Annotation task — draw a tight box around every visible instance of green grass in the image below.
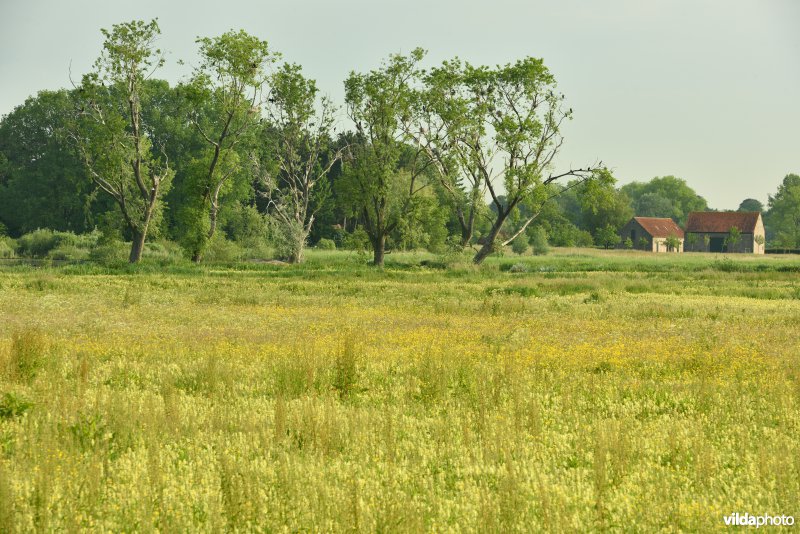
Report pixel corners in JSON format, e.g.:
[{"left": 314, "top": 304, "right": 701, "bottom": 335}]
[{"left": 0, "top": 248, "right": 798, "bottom": 531}]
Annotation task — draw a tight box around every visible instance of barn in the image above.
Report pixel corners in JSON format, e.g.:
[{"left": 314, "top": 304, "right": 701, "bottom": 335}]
[
  {"left": 619, "top": 217, "right": 684, "bottom": 252},
  {"left": 684, "top": 212, "right": 765, "bottom": 254}
]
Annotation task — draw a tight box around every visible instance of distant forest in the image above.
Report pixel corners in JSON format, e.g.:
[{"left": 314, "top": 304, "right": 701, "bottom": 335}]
[{"left": 1, "top": 20, "right": 798, "bottom": 264}]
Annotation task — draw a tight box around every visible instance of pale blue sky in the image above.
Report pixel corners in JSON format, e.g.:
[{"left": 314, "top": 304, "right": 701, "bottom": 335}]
[{"left": 1, "top": 0, "right": 798, "bottom": 209}]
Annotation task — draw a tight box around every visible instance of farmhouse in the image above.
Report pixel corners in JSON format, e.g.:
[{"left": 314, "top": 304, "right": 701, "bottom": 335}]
[
  {"left": 684, "top": 212, "right": 765, "bottom": 254},
  {"left": 619, "top": 217, "right": 684, "bottom": 252}
]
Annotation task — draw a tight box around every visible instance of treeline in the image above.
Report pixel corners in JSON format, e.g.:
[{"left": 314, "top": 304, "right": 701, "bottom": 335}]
[{"left": 0, "top": 20, "right": 798, "bottom": 264}]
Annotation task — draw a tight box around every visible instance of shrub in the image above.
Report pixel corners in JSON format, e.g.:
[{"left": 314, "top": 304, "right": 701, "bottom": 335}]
[
  {"left": 203, "top": 235, "right": 244, "bottom": 263},
  {"left": 529, "top": 227, "right": 550, "bottom": 256},
  {"left": 0, "top": 392, "right": 33, "bottom": 419},
  {"left": 89, "top": 240, "right": 129, "bottom": 266},
  {"left": 142, "top": 240, "right": 186, "bottom": 265},
  {"left": 0, "top": 238, "right": 14, "bottom": 259},
  {"left": 48, "top": 244, "right": 90, "bottom": 261},
  {"left": 342, "top": 228, "right": 370, "bottom": 252},
  {"left": 16, "top": 229, "right": 61, "bottom": 257},
  {"left": 511, "top": 236, "right": 528, "bottom": 255},
  {"left": 316, "top": 238, "right": 336, "bottom": 250},
  {"left": 623, "top": 237, "right": 633, "bottom": 249}
]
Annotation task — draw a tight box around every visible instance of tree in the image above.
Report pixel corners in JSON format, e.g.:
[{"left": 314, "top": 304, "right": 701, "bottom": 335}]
[
  {"left": 402, "top": 58, "right": 485, "bottom": 247},
  {"left": 341, "top": 49, "right": 427, "bottom": 266},
  {"left": 726, "top": 226, "right": 741, "bottom": 251},
  {"left": 511, "top": 235, "right": 528, "bottom": 255},
  {"left": 70, "top": 19, "right": 173, "bottom": 263},
  {"left": 685, "top": 232, "right": 699, "bottom": 251},
  {"left": 621, "top": 176, "right": 707, "bottom": 225},
  {"left": 737, "top": 198, "right": 763, "bottom": 213},
  {"left": 260, "top": 63, "right": 343, "bottom": 263},
  {"left": 765, "top": 174, "right": 800, "bottom": 249},
  {"left": 0, "top": 90, "right": 100, "bottom": 236},
  {"left": 595, "top": 224, "right": 621, "bottom": 249},
  {"left": 416, "top": 57, "right": 603, "bottom": 263},
  {"left": 634, "top": 192, "right": 674, "bottom": 218},
  {"left": 623, "top": 237, "right": 633, "bottom": 249},
  {"left": 181, "top": 30, "right": 277, "bottom": 262},
  {"left": 529, "top": 227, "right": 550, "bottom": 255},
  {"left": 664, "top": 235, "right": 681, "bottom": 252}
]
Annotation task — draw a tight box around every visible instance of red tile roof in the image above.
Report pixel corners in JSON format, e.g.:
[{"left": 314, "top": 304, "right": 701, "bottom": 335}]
[
  {"left": 633, "top": 217, "right": 684, "bottom": 238},
  {"left": 685, "top": 212, "right": 760, "bottom": 233}
]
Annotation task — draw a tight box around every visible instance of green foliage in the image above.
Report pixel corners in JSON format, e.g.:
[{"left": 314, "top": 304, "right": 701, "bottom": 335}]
[
  {"left": 595, "top": 224, "right": 621, "bottom": 249},
  {"left": 726, "top": 226, "right": 742, "bottom": 250},
  {"left": 203, "top": 234, "right": 244, "bottom": 263},
  {"left": 316, "top": 238, "right": 336, "bottom": 250},
  {"left": 341, "top": 228, "right": 370, "bottom": 252},
  {"left": 639, "top": 236, "right": 650, "bottom": 250},
  {"left": 88, "top": 240, "right": 129, "bottom": 267},
  {"left": 74, "top": 19, "right": 174, "bottom": 262},
  {"left": 621, "top": 176, "right": 707, "bottom": 225},
  {"left": 623, "top": 237, "right": 633, "bottom": 249},
  {"left": 665, "top": 235, "right": 682, "bottom": 252},
  {"left": 0, "top": 237, "right": 14, "bottom": 259},
  {"left": 738, "top": 198, "right": 764, "bottom": 212},
  {"left": 766, "top": 173, "right": 800, "bottom": 248},
  {"left": 0, "top": 90, "right": 95, "bottom": 236},
  {"left": 511, "top": 236, "right": 528, "bottom": 255},
  {"left": 529, "top": 227, "right": 550, "bottom": 255},
  {"left": 181, "top": 29, "right": 277, "bottom": 261},
  {"left": 0, "top": 392, "right": 33, "bottom": 419}
]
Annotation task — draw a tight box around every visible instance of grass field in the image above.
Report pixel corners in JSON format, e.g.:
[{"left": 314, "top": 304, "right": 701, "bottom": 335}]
[{"left": 1, "top": 249, "right": 799, "bottom": 532}]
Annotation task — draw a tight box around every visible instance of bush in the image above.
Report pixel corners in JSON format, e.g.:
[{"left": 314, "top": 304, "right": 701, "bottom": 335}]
[
  {"left": 623, "top": 237, "right": 634, "bottom": 249},
  {"left": 511, "top": 236, "right": 528, "bottom": 255},
  {"left": 342, "top": 228, "right": 370, "bottom": 252},
  {"left": 0, "top": 392, "right": 33, "bottom": 419},
  {"left": 316, "top": 238, "right": 336, "bottom": 250},
  {"left": 143, "top": 240, "right": 186, "bottom": 265},
  {"left": 203, "top": 235, "right": 244, "bottom": 263},
  {"left": 48, "top": 244, "right": 90, "bottom": 261},
  {"left": 89, "top": 240, "right": 129, "bottom": 267},
  {"left": 0, "top": 238, "right": 14, "bottom": 259},
  {"left": 529, "top": 227, "right": 550, "bottom": 256},
  {"left": 16, "top": 229, "right": 61, "bottom": 257}
]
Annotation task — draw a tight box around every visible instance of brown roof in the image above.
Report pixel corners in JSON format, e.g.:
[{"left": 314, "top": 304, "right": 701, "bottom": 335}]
[
  {"left": 633, "top": 217, "right": 684, "bottom": 238},
  {"left": 685, "top": 212, "right": 760, "bottom": 233}
]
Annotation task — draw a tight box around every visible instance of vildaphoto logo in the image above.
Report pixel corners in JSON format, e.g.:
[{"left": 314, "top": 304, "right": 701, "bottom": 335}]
[{"left": 723, "top": 513, "right": 795, "bottom": 528}]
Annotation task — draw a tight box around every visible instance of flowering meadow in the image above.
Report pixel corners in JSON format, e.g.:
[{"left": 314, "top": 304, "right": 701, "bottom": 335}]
[{"left": 1, "top": 250, "right": 799, "bottom": 532}]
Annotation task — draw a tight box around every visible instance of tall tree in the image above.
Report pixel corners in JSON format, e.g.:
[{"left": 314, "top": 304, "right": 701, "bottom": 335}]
[
  {"left": 0, "top": 90, "right": 99, "bottom": 236},
  {"left": 70, "top": 19, "right": 173, "bottom": 263},
  {"left": 420, "top": 58, "right": 603, "bottom": 263},
  {"left": 621, "top": 176, "right": 707, "bottom": 224},
  {"left": 341, "top": 49, "right": 428, "bottom": 266},
  {"left": 737, "top": 198, "right": 764, "bottom": 212},
  {"left": 402, "top": 58, "right": 484, "bottom": 247},
  {"left": 181, "top": 29, "right": 277, "bottom": 261},
  {"left": 260, "top": 64, "right": 343, "bottom": 263},
  {"left": 766, "top": 173, "right": 800, "bottom": 248}
]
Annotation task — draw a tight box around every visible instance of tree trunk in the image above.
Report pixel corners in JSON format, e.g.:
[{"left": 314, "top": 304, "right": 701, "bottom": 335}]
[
  {"left": 129, "top": 230, "right": 146, "bottom": 263},
  {"left": 372, "top": 234, "right": 386, "bottom": 267},
  {"left": 192, "top": 250, "right": 203, "bottom": 263},
  {"left": 473, "top": 214, "right": 509, "bottom": 264},
  {"left": 208, "top": 202, "right": 219, "bottom": 242}
]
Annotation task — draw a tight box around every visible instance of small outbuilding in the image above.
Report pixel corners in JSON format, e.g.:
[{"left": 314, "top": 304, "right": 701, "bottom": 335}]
[
  {"left": 684, "top": 212, "right": 765, "bottom": 254},
  {"left": 619, "top": 217, "right": 684, "bottom": 252}
]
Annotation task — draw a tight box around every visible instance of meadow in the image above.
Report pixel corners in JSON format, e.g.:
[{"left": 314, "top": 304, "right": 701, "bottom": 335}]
[{"left": 1, "top": 249, "right": 799, "bottom": 532}]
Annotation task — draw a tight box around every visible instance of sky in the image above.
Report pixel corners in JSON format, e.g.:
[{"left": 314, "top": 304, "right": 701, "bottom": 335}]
[{"left": 1, "top": 0, "right": 798, "bottom": 210}]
